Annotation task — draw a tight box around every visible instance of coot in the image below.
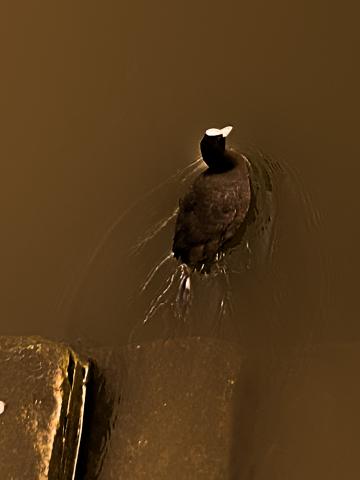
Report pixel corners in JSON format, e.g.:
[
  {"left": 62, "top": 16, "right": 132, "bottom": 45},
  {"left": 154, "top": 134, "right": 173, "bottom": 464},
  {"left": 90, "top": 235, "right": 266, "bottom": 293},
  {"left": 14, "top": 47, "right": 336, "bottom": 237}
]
[{"left": 172, "top": 126, "right": 251, "bottom": 271}]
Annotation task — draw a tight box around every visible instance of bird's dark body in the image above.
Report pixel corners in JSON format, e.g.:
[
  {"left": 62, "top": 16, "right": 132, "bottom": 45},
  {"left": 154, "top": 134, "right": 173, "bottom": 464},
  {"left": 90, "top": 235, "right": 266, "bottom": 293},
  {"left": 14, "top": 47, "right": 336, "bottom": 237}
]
[{"left": 173, "top": 149, "right": 251, "bottom": 270}]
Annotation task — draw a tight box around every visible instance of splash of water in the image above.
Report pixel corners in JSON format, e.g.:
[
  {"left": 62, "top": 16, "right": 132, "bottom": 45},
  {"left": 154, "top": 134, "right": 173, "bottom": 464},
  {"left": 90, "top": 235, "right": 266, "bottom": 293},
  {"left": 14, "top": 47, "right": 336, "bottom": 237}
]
[{"left": 130, "top": 244, "right": 237, "bottom": 344}]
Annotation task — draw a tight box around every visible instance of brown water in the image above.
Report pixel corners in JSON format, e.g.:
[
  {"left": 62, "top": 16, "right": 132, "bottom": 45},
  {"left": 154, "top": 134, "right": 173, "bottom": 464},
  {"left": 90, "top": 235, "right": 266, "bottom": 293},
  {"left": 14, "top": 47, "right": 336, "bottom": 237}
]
[{"left": 1, "top": 1, "right": 360, "bottom": 478}]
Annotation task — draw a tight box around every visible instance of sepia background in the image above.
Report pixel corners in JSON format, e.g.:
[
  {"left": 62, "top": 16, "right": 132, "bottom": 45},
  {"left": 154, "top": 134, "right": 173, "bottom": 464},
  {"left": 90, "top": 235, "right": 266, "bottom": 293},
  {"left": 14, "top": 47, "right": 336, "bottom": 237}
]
[{"left": 1, "top": 1, "right": 359, "bottom": 478}]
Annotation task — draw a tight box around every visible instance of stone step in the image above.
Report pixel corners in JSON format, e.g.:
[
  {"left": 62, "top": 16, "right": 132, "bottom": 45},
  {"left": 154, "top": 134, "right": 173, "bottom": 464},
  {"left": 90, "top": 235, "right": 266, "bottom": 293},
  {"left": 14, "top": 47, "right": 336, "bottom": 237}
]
[
  {"left": 76, "top": 337, "right": 243, "bottom": 479},
  {"left": 0, "top": 336, "right": 89, "bottom": 480}
]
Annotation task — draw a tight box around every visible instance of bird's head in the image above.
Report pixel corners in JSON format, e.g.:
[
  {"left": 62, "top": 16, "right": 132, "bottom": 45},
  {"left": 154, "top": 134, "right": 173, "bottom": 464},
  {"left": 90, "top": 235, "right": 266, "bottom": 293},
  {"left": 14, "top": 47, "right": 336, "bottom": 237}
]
[{"left": 200, "top": 126, "right": 233, "bottom": 169}]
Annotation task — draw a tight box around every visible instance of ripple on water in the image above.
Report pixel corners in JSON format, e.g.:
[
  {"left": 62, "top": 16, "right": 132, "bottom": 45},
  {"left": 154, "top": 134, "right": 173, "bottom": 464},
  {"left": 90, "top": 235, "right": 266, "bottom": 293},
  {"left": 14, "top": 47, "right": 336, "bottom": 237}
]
[{"left": 61, "top": 146, "right": 327, "bottom": 351}]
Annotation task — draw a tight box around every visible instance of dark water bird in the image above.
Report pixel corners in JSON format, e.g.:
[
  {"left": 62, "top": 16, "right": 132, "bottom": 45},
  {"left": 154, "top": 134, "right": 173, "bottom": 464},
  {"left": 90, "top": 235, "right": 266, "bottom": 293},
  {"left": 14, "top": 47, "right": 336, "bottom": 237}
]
[{"left": 172, "top": 126, "right": 251, "bottom": 271}]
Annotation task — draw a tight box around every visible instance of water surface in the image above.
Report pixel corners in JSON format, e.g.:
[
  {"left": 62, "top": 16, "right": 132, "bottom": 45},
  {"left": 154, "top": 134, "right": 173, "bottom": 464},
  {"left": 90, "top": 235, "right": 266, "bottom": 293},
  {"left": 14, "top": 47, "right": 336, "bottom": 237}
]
[{"left": 1, "top": 1, "right": 359, "bottom": 477}]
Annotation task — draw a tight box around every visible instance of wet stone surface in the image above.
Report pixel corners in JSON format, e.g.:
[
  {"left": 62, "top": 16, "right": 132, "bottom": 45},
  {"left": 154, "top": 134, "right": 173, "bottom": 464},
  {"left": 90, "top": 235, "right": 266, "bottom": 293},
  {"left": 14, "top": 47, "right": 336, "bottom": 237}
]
[
  {"left": 0, "top": 336, "right": 89, "bottom": 480},
  {"left": 76, "top": 337, "right": 243, "bottom": 480}
]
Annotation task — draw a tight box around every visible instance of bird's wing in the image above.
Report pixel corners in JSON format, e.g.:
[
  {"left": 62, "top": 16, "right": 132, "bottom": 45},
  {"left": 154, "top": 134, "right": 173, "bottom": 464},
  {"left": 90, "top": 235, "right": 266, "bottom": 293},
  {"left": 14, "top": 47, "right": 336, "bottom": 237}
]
[{"left": 174, "top": 185, "right": 239, "bottom": 247}]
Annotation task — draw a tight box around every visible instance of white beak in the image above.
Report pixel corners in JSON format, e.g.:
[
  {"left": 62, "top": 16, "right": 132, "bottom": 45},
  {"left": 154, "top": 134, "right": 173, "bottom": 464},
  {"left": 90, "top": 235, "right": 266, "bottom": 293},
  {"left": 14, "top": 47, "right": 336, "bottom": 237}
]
[
  {"left": 220, "top": 126, "right": 233, "bottom": 137},
  {"left": 205, "top": 126, "right": 233, "bottom": 137}
]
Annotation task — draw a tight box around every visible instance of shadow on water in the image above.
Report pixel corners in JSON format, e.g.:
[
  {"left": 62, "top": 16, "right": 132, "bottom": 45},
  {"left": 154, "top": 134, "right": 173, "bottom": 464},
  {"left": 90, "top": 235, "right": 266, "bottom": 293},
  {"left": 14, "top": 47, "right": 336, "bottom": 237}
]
[
  {"left": 229, "top": 355, "right": 261, "bottom": 480},
  {"left": 74, "top": 349, "right": 125, "bottom": 480}
]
